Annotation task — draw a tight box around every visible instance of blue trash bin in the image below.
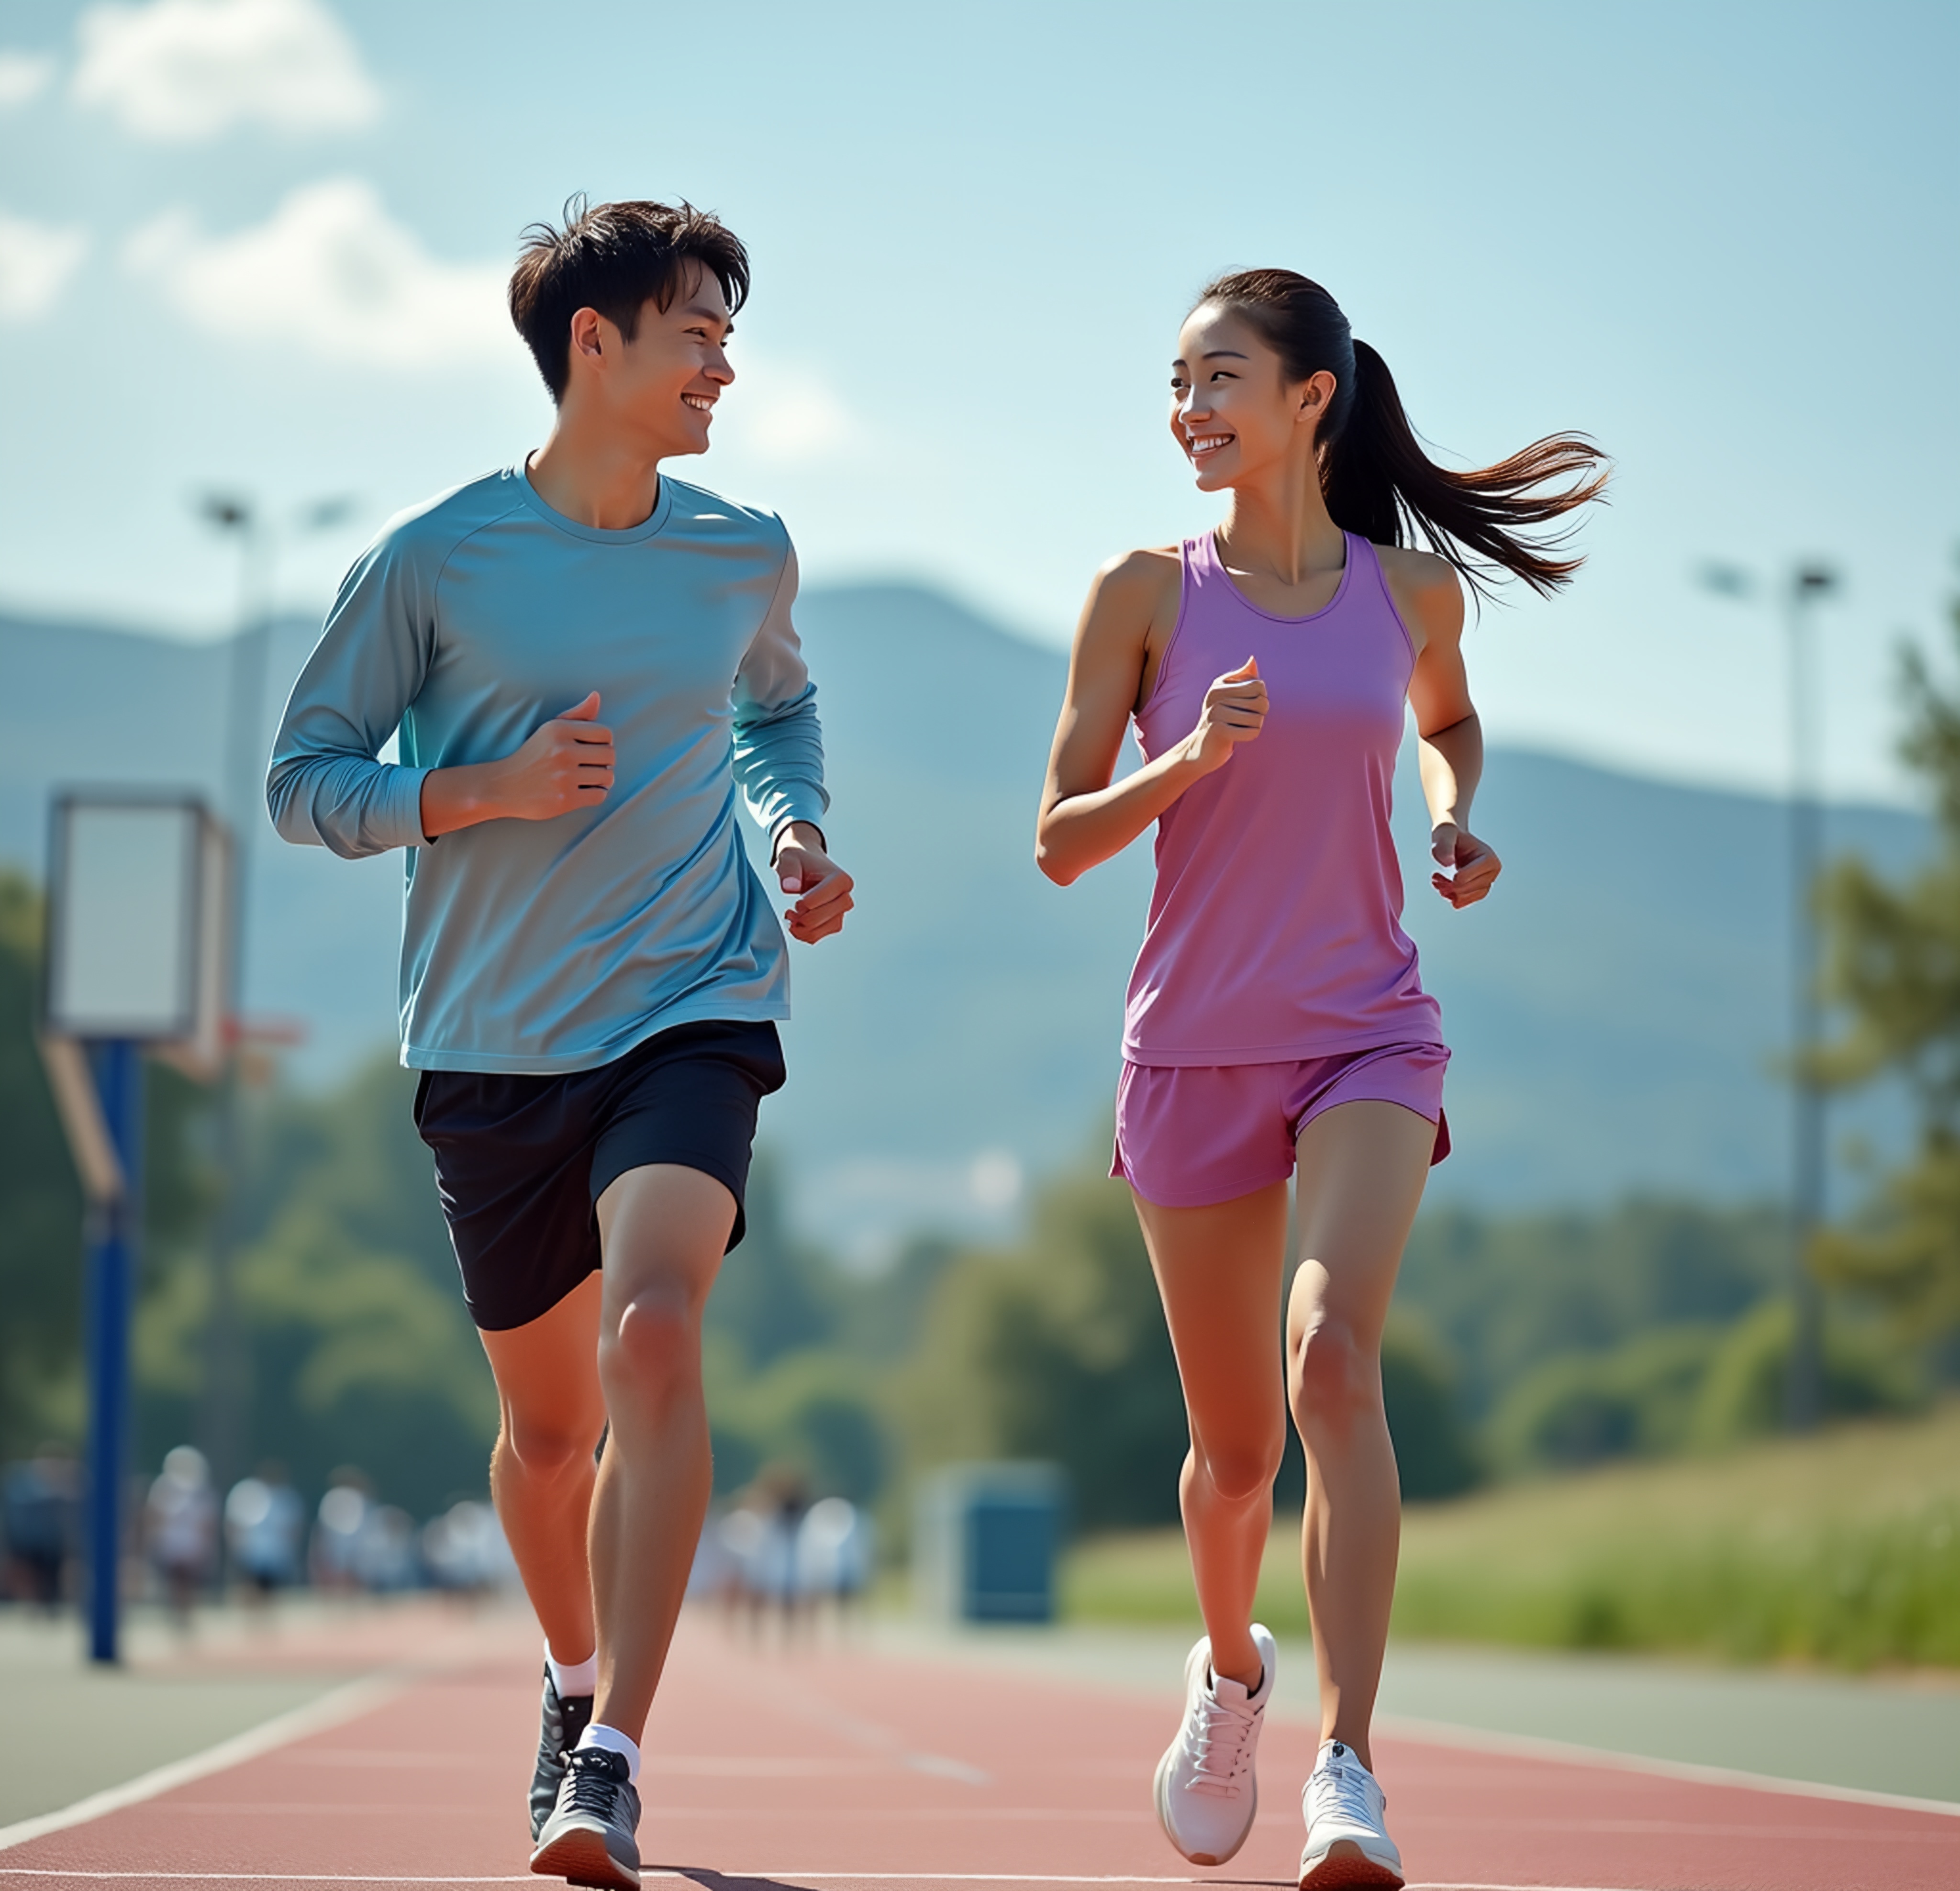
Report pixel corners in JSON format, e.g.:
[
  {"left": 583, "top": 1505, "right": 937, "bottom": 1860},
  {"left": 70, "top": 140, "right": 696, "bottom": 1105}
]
[{"left": 913, "top": 1462, "right": 1068, "bottom": 1624}]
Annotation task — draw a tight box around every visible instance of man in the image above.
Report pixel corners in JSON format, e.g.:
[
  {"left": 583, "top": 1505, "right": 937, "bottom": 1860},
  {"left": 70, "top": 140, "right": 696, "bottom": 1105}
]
[{"left": 268, "top": 198, "right": 853, "bottom": 1890}]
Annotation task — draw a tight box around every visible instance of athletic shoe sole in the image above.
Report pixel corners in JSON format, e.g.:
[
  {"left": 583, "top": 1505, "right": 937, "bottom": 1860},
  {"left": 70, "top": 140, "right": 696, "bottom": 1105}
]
[
  {"left": 528, "top": 1823, "right": 640, "bottom": 1891},
  {"left": 1298, "top": 1839, "right": 1404, "bottom": 1890},
  {"left": 1153, "top": 1743, "right": 1257, "bottom": 1868}
]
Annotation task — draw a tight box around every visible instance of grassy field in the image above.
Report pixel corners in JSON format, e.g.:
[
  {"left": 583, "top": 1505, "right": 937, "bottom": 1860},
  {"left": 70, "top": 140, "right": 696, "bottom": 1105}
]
[{"left": 1062, "top": 1399, "right": 1960, "bottom": 1669}]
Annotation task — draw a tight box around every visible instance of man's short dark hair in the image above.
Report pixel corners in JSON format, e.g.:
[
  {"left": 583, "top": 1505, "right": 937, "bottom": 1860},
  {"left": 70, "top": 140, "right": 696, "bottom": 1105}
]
[{"left": 508, "top": 196, "right": 751, "bottom": 403}]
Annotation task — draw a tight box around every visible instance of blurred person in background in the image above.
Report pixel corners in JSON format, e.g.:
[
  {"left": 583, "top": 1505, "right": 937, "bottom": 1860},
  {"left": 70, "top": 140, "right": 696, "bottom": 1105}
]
[
  {"left": 795, "top": 1495, "right": 872, "bottom": 1634},
  {"left": 718, "top": 1465, "right": 810, "bottom": 1641},
  {"left": 423, "top": 1499, "right": 517, "bottom": 1597},
  {"left": 1037, "top": 270, "right": 1605, "bottom": 1890},
  {"left": 2, "top": 1444, "right": 78, "bottom": 1609},
  {"left": 145, "top": 1445, "right": 218, "bottom": 1628},
  {"left": 224, "top": 1462, "right": 306, "bottom": 1604},
  {"left": 267, "top": 196, "right": 853, "bottom": 1891},
  {"left": 351, "top": 1503, "right": 421, "bottom": 1593},
  {"left": 712, "top": 1493, "right": 766, "bottom": 1629},
  {"left": 683, "top": 1501, "right": 734, "bottom": 1608},
  {"left": 310, "top": 1467, "right": 372, "bottom": 1593}
]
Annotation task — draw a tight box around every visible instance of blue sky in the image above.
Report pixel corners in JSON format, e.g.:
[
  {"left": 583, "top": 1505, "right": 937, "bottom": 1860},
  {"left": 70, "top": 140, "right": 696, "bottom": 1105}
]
[{"left": 2, "top": 0, "right": 1956, "bottom": 803}]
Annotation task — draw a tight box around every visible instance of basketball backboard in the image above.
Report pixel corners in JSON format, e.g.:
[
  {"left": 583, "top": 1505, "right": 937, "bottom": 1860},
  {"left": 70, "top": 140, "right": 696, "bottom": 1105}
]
[{"left": 42, "top": 791, "right": 230, "bottom": 1072}]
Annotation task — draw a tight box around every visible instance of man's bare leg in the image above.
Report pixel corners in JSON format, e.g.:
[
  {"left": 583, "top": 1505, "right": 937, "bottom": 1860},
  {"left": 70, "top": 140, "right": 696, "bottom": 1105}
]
[
  {"left": 588, "top": 1162, "right": 735, "bottom": 1740},
  {"left": 477, "top": 1272, "right": 608, "bottom": 1666}
]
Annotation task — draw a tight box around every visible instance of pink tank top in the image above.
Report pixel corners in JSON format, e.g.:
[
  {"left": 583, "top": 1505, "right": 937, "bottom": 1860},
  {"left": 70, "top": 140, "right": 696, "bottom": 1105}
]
[{"left": 1123, "top": 529, "right": 1443, "bottom": 1066}]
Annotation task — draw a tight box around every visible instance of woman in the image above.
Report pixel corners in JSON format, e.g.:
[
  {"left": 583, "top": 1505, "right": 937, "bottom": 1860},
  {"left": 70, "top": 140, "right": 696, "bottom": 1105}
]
[{"left": 1036, "top": 270, "right": 1605, "bottom": 1889}]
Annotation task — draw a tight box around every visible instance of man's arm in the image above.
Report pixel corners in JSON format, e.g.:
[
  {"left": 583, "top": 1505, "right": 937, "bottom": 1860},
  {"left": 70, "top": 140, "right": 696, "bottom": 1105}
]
[
  {"left": 266, "top": 535, "right": 437, "bottom": 857},
  {"left": 733, "top": 538, "right": 850, "bottom": 943},
  {"left": 269, "top": 531, "right": 621, "bottom": 851},
  {"left": 418, "top": 690, "right": 615, "bottom": 837}
]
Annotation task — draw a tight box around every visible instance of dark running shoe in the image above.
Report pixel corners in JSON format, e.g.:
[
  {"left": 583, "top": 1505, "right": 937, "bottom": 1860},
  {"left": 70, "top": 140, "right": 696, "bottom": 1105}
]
[
  {"left": 530, "top": 1745, "right": 641, "bottom": 1890},
  {"left": 530, "top": 1665, "right": 596, "bottom": 1841}
]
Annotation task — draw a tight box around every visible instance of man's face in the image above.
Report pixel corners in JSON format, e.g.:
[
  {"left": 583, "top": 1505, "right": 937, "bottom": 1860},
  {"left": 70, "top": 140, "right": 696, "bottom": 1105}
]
[{"left": 583, "top": 264, "right": 735, "bottom": 458}]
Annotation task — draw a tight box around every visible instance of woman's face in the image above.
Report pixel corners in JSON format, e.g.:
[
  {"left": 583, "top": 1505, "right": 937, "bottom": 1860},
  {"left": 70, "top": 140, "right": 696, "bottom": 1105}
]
[{"left": 1169, "top": 301, "right": 1331, "bottom": 492}]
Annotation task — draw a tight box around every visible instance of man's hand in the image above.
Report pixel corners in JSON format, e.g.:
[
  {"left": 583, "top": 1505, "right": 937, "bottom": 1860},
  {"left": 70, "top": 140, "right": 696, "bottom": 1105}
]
[
  {"left": 1430, "top": 822, "right": 1501, "bottom": 908},
  {"left": 494, "top": 690, "right": 614, "bottom": 820},
  {"left": 773, "top": 821, "right": 854, "bottom": 944},
  {"left": 419, "top": 690, "right": 614, "bottom": 839}
]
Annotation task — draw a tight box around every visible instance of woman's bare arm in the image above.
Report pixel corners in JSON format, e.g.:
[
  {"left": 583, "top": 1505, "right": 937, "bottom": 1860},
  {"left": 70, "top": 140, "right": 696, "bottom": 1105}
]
[
  {"left": 1394, "top": 550, "right": 1502, "bottom": 910},
  {"left": 1035, "top": 552, "right": 1267, "bottom": 886}
]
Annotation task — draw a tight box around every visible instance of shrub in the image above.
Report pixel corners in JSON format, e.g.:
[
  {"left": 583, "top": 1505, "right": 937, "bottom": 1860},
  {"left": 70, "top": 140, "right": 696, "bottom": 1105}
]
[
  {"left": 1487, "top": 1324, "right": 1723, "bottom": 1471},
  {"left": 1691, "top": 1297, "right": 1924, "bottom": 1446},
  {"left": 1380, "top": 1321, "right": 1480, "bottom": 1498}
]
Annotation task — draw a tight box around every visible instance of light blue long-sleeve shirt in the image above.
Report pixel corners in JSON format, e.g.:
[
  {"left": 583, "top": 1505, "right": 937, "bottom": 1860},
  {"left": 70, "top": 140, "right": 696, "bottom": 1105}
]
[{"left": 267, "top": 465, "right": 829, "bottom": 1074}]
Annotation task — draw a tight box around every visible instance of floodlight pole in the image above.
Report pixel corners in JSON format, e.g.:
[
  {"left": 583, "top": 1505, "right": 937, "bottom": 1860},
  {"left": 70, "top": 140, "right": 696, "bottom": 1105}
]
[
  {"left": 1699, "top": 559, "right": 1838, "bottom": 1432},
  {"left": 1784, "top": 567, "right": 1836, "bottom": 1433},
  {"left": 194, "top": 493, "right": 355, "bottom": 1498},
  {"left": 196, "top": 496, "right": 268, "bottom": 1503},
  {"left": 83, "top": 1038, "right": 143, "bottom": 1665}
]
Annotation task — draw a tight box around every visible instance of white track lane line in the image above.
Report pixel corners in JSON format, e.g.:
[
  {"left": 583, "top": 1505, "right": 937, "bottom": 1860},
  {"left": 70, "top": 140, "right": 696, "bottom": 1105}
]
[
  {"left": 1376, "top": 1712, "right": 1960, "bottom": 1820},
  {"left": 0, "top": 1874, "right": 1636, "bottom": 1887},
  {"left": 0, "top": 1674, "right": 405, "bottom": 1857}
]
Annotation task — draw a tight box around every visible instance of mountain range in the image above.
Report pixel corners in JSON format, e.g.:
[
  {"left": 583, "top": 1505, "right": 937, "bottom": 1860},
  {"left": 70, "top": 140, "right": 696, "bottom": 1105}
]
[{"left": 0, "top": 587, "right": 1928, "bottom": 1259}]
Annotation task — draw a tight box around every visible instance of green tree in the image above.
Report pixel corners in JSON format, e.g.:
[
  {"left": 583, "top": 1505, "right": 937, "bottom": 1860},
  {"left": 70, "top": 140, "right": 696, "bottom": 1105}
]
[
  {"left": 1688, "top": 1297, "right": 1923, "bottom": 1445},
  {"left": 704, "top": 1149, "right": 838, "bottom": 1368},
  {"left": 0, "top": 873, "right": 84, "bottom": 1453},
  {"left": 1380, "top": 1319, "right": 1481, "bottom": 1498},
  {"left": 901, "top": 1175, "right": 1190, "bottom": 1529},
  {"left": 134, "top": 1049, "right": 499, "bottom": 1514},
  {"left": 1816, "top": 570, "right": 1960, "bottom": 1342},
  {"left": 716, "top": 1350, "right": 891, "bottom": 1502},
  {"left": 1396, "top": 1198, "right": 1784, "bottom": 1420},
  {"left": 1487, "top": 1324, "right": 1726, "bottom": 1472},
  {"left": 0, "top": 870, "right": 216, "bottom": 1458},
  {"left": 229, "top": 1055, "right": 454, "bottom": 1290},
  {"left": 901, "top": 1174, "right": 1481, "bottom": 1527}
]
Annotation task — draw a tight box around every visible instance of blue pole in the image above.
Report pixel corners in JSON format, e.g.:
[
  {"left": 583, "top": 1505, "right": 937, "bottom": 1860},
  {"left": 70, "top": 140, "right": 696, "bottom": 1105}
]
[{"left": 85, "top": 1039, "right": 142, "bottom": 1666}]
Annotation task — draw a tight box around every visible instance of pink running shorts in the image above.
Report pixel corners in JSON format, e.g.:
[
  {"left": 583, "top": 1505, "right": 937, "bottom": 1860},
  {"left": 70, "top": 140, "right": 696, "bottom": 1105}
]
[{"left": 1111, "top": 1042, "right": 1450, "bottom": 1208}]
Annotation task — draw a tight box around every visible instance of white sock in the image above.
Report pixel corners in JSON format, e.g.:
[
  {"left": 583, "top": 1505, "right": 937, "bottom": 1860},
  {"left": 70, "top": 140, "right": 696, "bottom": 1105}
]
[
  {"left": 578, "top": 1723, "right": 641, "bottom": 1783},
  {"left": 545, "top": 1642, "right": 597, "bottom": 1700}
]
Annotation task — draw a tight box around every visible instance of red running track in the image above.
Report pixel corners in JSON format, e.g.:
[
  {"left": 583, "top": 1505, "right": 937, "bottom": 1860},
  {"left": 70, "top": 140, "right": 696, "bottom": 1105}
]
[{"left": 1, "top": 1611, "right": 1955, "bottom": 1891}]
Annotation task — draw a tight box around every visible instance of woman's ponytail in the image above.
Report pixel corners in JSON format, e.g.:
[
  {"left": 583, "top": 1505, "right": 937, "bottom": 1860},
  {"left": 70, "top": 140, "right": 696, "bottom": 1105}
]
[{"left": 1199, "top": 272, "right": 1608, "bottom": 599}]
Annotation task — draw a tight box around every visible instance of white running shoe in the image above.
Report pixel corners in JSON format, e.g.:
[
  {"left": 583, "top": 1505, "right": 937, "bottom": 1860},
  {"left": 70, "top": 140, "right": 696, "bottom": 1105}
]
[
  {"left": 1299, "top": 1739, "right": 1403, "bottom": 1890},
  {"left": 1151, "top": 1624, "right": 1277, "bottom": 1866}
]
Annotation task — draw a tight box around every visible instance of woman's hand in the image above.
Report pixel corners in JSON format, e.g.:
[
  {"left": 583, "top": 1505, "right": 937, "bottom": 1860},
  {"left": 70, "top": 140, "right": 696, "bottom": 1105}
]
[
  {"left": 1180, "top": 656, "right": 1267, "bottom": 773},
  {"left": 1430, "top": 822, "right": 1501, "bottom": 908}
]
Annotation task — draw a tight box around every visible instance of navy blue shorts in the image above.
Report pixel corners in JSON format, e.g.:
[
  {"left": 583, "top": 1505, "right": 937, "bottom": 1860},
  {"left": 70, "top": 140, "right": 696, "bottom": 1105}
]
[{"left": 412, "top": 1020, "right": 786, "bottom": 1332}]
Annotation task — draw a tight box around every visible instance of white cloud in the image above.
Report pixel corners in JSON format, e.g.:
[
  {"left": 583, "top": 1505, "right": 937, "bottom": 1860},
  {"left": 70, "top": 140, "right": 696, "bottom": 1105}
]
[
  {"left": 124, "top": 178, "right": 514, "bottom": 370},
  {"left": 718, "top": 355, "right": 862, "bottom": 468},
  {"left": 0, "top": 51, "right": 57, "bottom": 107},
  {"left": 73, "top": 0, "right": 379, "bottom": 142},
  {"left": 0, "top": 211, "right": 89, "bottom": 319}
]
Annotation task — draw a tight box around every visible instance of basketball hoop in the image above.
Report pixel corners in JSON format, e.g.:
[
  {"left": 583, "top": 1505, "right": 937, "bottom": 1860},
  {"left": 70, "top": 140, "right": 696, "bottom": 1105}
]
[{"left": 38, "top": 789, "right": 231, "bottom": 1665}]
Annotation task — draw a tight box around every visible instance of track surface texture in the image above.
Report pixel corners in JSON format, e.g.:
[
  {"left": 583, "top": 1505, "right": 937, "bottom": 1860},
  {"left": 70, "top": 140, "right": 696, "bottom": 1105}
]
[{"left": 1, "top": 1609, "right": 1955, "bottom": 1891}]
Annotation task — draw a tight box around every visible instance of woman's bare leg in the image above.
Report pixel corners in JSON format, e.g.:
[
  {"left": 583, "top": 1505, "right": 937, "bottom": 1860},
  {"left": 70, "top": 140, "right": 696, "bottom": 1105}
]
[
  {"left": 1132, "top": 1180, "right": 1291, "bottom": 1689},
  {"left": 1286, "top": 1101, "right": 1437, "bottom": 1772}
]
